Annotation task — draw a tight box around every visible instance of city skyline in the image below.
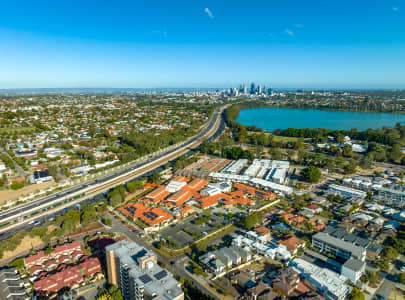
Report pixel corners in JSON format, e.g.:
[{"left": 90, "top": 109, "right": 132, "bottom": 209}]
[{"left": 1, "top": 0, "right": 404, "bottom": 89}]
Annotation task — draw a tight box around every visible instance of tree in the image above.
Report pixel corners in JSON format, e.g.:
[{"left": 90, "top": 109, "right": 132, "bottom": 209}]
[
  {"left": 244, "top": 213, "right": 260, "bottom": 230},
  {"left": 344, "top": 162, "right": 357, "bottom": 174},
  {"left": 81, "top": 209, "right": 97, "bottom": 227},
  {"left": 8, "top": 257, "right": 24, "bottom": 269},
  {"left": 359, "top": 157, "right": 372, "bottom": 169},
  {"left": 10, "top": 181, "right": 24, "bottom": 190},
  {"left": 342, "top": 145, "right": 354, "bottom": 157},
  {"left": 383, "top": 246, "right": 399, "bottom": 261},
  {"left": 109, "top": 193, "right": 123, "bottom": 207},
  {"left": 126, "top": 180, "right": 143, "bottom": 193},
  {"left": 399, "top": 273, "right": 405, "bottom": 285},
  {"left": 305, "top": 221, "right": 314, "bottom": 232},
  {"left": 348, "top": 287, "right": 365, "bottom": 300},
  {"left": 368, "top": 271, "right": 377, "bottom": 285},
  {"left": 376, "top": 259, "right": 389, "bottom": 271},
  {"left": 104, "top": 217, "right": 112, "bottom": 226},
  {"left": 301, "top": 166, "right": 321, "bottom": 183},
  {"left": 148, "top": 172, "right": 161, "bottom": 184},
  {"left": 196, "top": 242, "right": 207, "bottom": 253}
]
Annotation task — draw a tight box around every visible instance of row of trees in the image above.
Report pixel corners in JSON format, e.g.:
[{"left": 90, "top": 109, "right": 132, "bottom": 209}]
[{"left": 107, "top": 182, "right": 140, "bottom": 207}]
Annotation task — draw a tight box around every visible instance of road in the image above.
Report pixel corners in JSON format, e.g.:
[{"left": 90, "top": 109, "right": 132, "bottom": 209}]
[
  {"left": 0, "top": 105, "right": 226, "bottom": 239},
  {"left": 0, "top": 147, "right": 26, "bottom": 177},
  {"left": 374, "top": 256, "right": 405, "bottom": 300}
]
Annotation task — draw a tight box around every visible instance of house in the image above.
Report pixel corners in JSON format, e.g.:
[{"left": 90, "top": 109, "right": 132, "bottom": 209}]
[
  {"left": 254, "top": 226, "right": 271, "bottom": 242},
  {"left": 304, "top": 204, "right": 323, "bottom": 214},
  {"left": 34, "top": 266, "right": 83, "bottom": 297},
  {"left": 15, "top": 149, "right": 37, "bottom": 159},
  {"left": 79, "top": 257, "right": 102, "bottom": 277},
  {"left": 272, "top": 267, "right": 304, "bottom": 297},
  {"left": 24, "top": 241, "right": 83, "bottom": 269},
  {"left": 232, "top": 246, "right": 252, "bottom": 262},
  {"left": 214, "top": 247, "right": 242, "bottom": 267},
  {"left": 31, "top": 170, "right": 53, "bottom": 184},
  {"left": 277, "top": 236, "right": 306, "bottom": 255},
  {"left": 200, "top": 253, "right": 226, "bottom": 274}
]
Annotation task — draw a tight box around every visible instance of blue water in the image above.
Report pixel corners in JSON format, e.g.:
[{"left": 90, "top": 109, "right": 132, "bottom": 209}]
[{"left": 236, "top": 107, "right": 405, "bottom": 131}]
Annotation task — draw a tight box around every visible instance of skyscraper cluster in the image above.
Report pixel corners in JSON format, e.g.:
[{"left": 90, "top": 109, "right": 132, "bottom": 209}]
[{"left": 225, "top": 83, "right": 273, "bottom": 97}]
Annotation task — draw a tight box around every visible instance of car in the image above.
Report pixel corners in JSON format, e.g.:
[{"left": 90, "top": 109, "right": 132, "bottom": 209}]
[{"left": 400, "top": 265, "right": 405, "bottom": 272}]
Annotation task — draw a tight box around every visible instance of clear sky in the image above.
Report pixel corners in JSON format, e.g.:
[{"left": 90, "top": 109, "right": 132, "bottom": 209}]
[{"left": 0, "top": 0, "right": 404, "bottom": 89}]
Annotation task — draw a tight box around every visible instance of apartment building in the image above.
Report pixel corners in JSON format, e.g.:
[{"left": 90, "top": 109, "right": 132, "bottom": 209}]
[
  {"left": 106, "top": 240, "right": 183, "bottom": 300},
  {"left": 312, "top": 232, "right": 366, "bottom": 262}
]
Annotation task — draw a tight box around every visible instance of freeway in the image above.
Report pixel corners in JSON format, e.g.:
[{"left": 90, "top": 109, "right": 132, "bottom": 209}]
[{"left": 0, "top": 105, "right": 227, "bottom": 237}]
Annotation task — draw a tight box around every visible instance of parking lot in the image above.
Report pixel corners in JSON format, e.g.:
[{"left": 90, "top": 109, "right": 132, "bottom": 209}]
[{"left": 160, "top": 213, "right": 229, "bottom": 248}]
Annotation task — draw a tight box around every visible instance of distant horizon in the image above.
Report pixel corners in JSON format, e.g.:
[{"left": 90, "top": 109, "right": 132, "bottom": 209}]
[
  {"left": 0, "top": 86, "right": 405, "bottom": 95},
  {"left": 1, "top": 1, "right": 404, "bottom": 89}
]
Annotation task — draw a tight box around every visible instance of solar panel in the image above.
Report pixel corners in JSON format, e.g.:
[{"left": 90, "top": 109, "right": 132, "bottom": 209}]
[
  {"left": 154, "top": 270, "right": 167, "bottom": 280},
  {"left": 139, "top": 274, "right": 152, "bottom": 284}
]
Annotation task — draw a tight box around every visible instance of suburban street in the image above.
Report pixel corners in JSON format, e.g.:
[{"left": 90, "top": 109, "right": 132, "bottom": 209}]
[{"left": 0, "top": 147, "right": 26, "bottom": 177}]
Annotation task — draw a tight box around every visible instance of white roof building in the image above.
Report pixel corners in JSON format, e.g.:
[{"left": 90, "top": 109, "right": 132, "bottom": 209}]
[
  {"left": 165, "top": 180, "right": 187, "bottom": 193},
  {"left": 290, "top": 258, "right": 351, "bottom": 300}
]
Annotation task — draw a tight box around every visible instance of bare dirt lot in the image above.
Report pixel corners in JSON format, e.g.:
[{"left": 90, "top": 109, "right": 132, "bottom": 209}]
[
  {"left": 1, "top": 235, "right": 44, "bottom": 262},
  {"left": 0, "top": 181, "right": 57, "bottom": 205}
]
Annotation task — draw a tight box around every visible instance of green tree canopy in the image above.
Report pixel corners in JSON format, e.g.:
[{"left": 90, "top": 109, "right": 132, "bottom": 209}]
[{"left": 301, "top": 165, "right": 321, "bottom": 183}]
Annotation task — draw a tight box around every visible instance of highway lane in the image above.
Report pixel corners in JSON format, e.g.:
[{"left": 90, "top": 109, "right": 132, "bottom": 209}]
[{"left": 0, "top": 106, "right": 226, "bottom": 240}]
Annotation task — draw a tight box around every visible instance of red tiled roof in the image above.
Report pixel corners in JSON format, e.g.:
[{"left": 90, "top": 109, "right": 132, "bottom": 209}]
[
  {"left": 72, "top": 251, "right": 84, "bottom": 259},
  {"left": 144, "top": 183, "right": 158, "bottom": 189},
  {"left": 184, "top": 178, "right": 208, "bottom": 191},
  {"left": 306, "top": 204, "right": 320, "bottom": 210},
  {"left": 166, "top": 189, "right": 193, "bottom": 206},
  {"left": 58, "top": 255, "right": 70, "bottom": 263},
  {"left": 34, "top": 265, "right": 83, "bottom": 296},
  {"left": 173, "top": 176, "right": 189, "bottom": 183},
  {"left": 45, "top": 260, "right": 58, "bottom": 269},
  {"left": 120, "top": 202, "right": 149, "bottom": 218},
  {"left": 53, "top": 241, "right": 82, "bottom": 255},
  {"left": 30, "top": 265, "right": 43, "bottom": 276},
  {"left": 121, "top": 203, "right": 173, "bottom": 227},
  {"left": 144, "top": 186, "right": 170, "bottom": 203},
  {"left": 254, "top": 226, "right": 270, "bottom": 236},
  {"left": 139, "top": 207, "right": 173, "bottom": 227},
  {"left": 277, "top": 236, "right": 305, "bottom": 253},
  {"left": 179, "top": 204, "right": 193, "bottom": 215},
  {"left": 79, "top": 257, "right": 101, "bottom": 277},
  {"left": 197, "top": 193, "right": 229, "bottom": 209},
  {"left": 24, "top": 250, "right": 46, "bottom": 266}
]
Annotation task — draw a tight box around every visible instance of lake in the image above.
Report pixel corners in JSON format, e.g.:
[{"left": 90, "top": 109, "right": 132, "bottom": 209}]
[{"left": 236, "top": 107, "right": 405, "bottom": 131}]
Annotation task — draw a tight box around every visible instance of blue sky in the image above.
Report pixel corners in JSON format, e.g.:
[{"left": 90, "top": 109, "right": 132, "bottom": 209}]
[{"left": 0, "top": 0, "right": 404, "bottom": 89}]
